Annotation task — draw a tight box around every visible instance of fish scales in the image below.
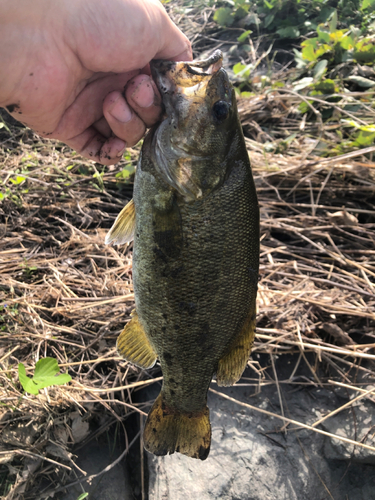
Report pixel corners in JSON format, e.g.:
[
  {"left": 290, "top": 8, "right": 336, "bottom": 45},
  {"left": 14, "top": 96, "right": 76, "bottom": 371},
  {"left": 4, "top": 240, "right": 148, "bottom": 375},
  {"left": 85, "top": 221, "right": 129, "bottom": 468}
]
[
  {"left": 107, "top": 50, "right": 259, "bottom": 460},
  {"left": 134, "top": 137, "right": 258, "bottom": 413}
]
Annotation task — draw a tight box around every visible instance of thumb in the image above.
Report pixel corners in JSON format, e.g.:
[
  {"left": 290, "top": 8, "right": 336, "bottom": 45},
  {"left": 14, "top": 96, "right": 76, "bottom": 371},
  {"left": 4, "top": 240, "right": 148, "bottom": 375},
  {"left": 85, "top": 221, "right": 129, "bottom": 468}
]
[
  {"left": 146, "top": 0, "right": 192, "bottom": 62},
  {"left": 152, "top": 8, "right": 192, "bottom": 62}
]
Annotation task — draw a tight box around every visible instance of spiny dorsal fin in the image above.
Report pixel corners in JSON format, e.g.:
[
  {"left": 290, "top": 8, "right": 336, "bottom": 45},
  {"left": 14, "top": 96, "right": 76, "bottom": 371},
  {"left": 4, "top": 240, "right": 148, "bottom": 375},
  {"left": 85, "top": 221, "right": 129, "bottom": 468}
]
[
  {"left": 117, "top": 310, "right": 157, "bottom": 369},
  {"left": 143, "top": 392, "right": 211, "bottom": 460},
  {"left": 105, "top": 199, "right": 135, "bottom": 246}
]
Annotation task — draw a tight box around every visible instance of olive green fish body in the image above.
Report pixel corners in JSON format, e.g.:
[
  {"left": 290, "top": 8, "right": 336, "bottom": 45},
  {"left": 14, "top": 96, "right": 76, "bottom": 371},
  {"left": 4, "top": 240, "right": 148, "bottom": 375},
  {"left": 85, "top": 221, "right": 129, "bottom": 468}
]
[
  {"left": 134, "top": 129, "right": 258, "bottom": 415},
  {"left": 108, "top": 51, "right": 259, "bottom": 460}
]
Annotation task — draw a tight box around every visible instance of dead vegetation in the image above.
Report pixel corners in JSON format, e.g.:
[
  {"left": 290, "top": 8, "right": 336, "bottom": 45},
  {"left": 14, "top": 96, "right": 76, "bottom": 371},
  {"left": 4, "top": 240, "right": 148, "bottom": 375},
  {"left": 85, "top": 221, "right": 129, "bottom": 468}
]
[{"left": 1, "top": 7, "right": 375, "bottom": 498}]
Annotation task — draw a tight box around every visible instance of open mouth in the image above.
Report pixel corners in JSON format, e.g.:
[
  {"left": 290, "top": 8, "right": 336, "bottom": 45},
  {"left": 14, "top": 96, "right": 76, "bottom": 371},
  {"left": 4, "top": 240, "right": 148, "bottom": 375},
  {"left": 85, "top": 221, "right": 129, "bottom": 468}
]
[{"left": 150, "top": 50, "right": 223, "bottom": 95}]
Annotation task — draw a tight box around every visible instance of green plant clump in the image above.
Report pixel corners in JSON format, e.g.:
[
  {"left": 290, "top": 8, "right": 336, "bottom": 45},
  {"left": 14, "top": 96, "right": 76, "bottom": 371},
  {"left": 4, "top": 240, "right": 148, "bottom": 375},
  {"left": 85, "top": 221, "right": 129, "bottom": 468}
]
[{"left": 213, "top": 0, "right": 375, "bottom": 38}]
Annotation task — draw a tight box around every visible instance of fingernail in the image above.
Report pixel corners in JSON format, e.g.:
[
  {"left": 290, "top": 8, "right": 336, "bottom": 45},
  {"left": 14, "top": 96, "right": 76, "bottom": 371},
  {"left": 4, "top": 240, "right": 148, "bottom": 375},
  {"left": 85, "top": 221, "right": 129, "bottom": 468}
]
[
  {"left": 131, "top": 76, "right": 156, "bottom": 108},
  {"left": 112, "top": 138, "right": 127, "bottom": 157},
  {"left": 109, "top": 98, "right": 132, "bottom": 123}
]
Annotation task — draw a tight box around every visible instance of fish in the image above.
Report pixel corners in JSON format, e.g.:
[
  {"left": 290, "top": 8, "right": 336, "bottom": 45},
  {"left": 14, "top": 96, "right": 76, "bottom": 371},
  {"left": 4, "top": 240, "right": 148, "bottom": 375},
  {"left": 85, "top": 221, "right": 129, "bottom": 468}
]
[{"left": 105, "top": 50, "right": 259, "bottom": 460}]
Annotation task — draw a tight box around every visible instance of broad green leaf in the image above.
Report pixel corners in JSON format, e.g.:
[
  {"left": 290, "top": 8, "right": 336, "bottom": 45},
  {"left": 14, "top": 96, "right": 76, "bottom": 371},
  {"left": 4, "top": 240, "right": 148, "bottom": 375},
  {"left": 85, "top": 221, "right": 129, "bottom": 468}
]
[
  {"left": 329, "top": 10, "right": 337, "bottom": 33},
  {"left": 18, "top": 363, "right": 37, "bottom": 394},
  {"left": 234, "top": 5, "right": 249, "bottom": 19},
  {"left": 313, "top": 79, "right": 338, "bottom": 94},
  {"left": 317, "top": 26, "right": 330, "bottom": 44},
  {"left": 354, "top": 131, "right": 375, "bottom": 146},
  {"left": 18, "top": 358, "right": 72, "bottom": 395},
  {"left": 263, "top": 0, "right": 273, "bottom": 9},
  {"left": 240, "top": 91, "right": 254, "bottom": 98},
  {"left": 302, "top": 42, "right": 318, "bottom": 62},
  {"left": 244, "top": 13, "right": 260, "bottom": 26},
  {"left": 233, "top": 62, "right": 246, "bottom": 75},
  {"left": 293, "top": 77, "right": 314, "bottom": 91},
  {"left": 347, "top": 75, "right": 375, "bottom": 88},
  {"left": 237, "top": 30, "right": 252, "bottom": 43},
  {"left": 277, "top": 27, "right": 300, "bottom": 39},
  {"left": 313, "top": 59, "right": 328, "bottom": 80},
  {"left": 361, "top": 0, "right": 375, "bottom": 10},
  {"left": 9, "top": 176, "right": 26, "bottom": 185},
  {"left": 298, "top": 101, "right": 311, "bottom": 114},
  {"left": 233, "top": 62, "right": 253, "bottom": 78},
  {"left": 264, "top": 13, "right": 275, "bottom": 28},
  {"left": 213, "top": 7, "right": 234, "bottom": 26},
  {"left": 340, "top": 35, "right": 355, "bottom": 51},
  {"left": 353, "top": 40, "right": 375, "bottom": 63},
  {"left": 294, "top": 49, "right": 307, "bottom": 69},
  {"left": 315, "top": 44, "right": 333, "bottom": 60}
]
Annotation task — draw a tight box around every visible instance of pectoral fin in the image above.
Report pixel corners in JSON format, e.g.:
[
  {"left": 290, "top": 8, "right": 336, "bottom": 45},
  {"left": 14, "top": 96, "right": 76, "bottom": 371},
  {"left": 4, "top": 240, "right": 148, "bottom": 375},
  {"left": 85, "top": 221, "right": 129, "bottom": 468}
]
[
  {"left": 216, "top": 303, "right": 256, "bottom": 387},
  {"left": 117, "top": 310, "right": 157, "bottom": 369},
  {"left": 105, "top": 199, "right": 135, "bottom": 245}
]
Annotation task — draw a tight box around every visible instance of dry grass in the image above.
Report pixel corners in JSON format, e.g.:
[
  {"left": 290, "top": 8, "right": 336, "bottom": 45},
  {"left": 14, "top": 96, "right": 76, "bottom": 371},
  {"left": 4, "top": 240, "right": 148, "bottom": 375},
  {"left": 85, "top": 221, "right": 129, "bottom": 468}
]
[{"left": 1, "top": 9, "right": 375, "bottom": 497}]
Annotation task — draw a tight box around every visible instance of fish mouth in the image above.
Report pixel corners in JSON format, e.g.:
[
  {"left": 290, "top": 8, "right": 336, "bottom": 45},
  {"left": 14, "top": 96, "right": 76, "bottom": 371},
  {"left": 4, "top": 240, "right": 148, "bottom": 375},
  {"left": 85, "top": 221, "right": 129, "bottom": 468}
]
[
  {"left": 150, "top": 50, "right": 223, "bottom": 97},
  {"left": 149, "top": 50, "right": 229, "bottom": 202}
]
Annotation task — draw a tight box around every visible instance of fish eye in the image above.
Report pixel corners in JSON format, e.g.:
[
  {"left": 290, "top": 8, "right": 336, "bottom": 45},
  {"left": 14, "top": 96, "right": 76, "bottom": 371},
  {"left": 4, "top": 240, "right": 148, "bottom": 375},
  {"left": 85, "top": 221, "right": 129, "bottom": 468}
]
[{"left": 212, "top": 100, "right": 229, "bottom": 121}]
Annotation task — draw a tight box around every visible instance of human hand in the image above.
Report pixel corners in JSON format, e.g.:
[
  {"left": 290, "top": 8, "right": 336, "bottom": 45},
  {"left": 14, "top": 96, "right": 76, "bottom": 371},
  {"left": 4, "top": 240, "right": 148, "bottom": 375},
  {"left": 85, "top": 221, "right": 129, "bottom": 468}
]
[{"left": 0, "top": 0, "right": 191, "bottom": 164}]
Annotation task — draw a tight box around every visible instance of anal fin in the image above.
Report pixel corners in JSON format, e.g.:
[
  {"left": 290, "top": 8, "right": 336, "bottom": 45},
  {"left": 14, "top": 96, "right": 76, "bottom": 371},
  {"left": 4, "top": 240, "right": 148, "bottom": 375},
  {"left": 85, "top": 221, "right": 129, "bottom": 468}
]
[
  {"left": 143, "top": 392, "right": 211, "bottom": 460},
  {"left": 105, "top": 198, "right": 135, "bottom": 245},
  {"left": 116, "top": 310, "right": 157, "bottom": 369},
  {"left": 216, "top": 303, "right": 256, "bottom": 387}
]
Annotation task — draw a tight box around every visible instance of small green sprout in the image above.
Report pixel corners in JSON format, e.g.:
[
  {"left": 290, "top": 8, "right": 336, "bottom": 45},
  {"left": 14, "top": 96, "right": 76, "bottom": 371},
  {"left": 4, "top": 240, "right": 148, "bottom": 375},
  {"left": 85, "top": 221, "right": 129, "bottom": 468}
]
[{"left": 18, "top": 357, "right": 72, "bottom": 395}]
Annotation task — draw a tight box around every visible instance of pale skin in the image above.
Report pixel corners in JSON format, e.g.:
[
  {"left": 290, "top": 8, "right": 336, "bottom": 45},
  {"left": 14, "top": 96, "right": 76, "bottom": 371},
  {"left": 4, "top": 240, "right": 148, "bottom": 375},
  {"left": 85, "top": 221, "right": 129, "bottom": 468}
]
[{"left": 0, "top": 0, "right": 192, "bottom": 164}]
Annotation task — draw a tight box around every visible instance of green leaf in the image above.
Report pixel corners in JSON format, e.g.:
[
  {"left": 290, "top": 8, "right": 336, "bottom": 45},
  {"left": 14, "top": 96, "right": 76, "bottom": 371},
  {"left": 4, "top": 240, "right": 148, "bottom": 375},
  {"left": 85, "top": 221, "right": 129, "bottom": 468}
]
[
  {"left": 240, "top": 91, "right": 254, "bottom": 98},
  {"left": 361, "top": 0, "right": 375, "bottom": 10},
  {"left": 301, "top": 39, "right": 318, "bottom": 62},
  {"left": 347, "top": 75, "right": 375, "bottom": 88},
  {"left": 234, "top": 5, "right": 249, "bottom": 19},
  {"left": 313, "top": 79, "right": 338, "bottom": 94},
  {"left": 18, "top": 358, "right": 72, "bottom": 395},
  {"left": 9, "top": 176, "right": 26, "bottom": 185},
  {"left": 233, "top": 62, "right": 246, "bottom": 74},
  {"left": 329, "top": 10, "right": 337, "bottom": 33},
  {"left": 313, "top": 59, "right": 328, "bottom": 80},
  {"left": 317, "top": 26, "right": 330, "bottom": 44},
  {"left": 293, "top": 77, "right": 314, "bottom": 91},
  {"left": 340, "top": 35, "right": 355, "bottom": 50},
  {"left": 354, "top": 130, "right": 375, "bottom": 146},
  {"left": 264, "top": 13, "right": 275, "bottom": 28},
  {"left": 76, "top": 494, "right": 89, "bottom": 500},
  {"left": 233, "top": 62, "right": 253, "bottom": 79},
  {"left": 353, "top": 39, "right": 375, "bottom": 63},
  {"left": 237, "top": 30, "right": 252, "bottom": 43},
  {"left": 213, "top": 7, "right": 234, "bottom": 26},
  {"left": 294, "top": 49, "right": 307, "bottom": 69},
  {"left": 276, "top": 27, "right": 300, "bottom": 39}
]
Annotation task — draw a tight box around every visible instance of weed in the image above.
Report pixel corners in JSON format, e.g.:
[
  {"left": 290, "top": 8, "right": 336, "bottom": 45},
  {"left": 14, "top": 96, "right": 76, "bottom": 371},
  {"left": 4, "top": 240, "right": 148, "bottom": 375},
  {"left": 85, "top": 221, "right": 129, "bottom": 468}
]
[{"left": 18, "top": 357, "right": 72, "bottom": 395}]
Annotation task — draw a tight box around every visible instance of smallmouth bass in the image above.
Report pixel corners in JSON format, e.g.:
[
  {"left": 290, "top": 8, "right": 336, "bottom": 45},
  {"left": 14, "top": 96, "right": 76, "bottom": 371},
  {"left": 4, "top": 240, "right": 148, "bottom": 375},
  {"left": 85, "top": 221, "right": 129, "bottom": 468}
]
[{"left": 106, "top": 50, "right": 259, "bottom": 460}]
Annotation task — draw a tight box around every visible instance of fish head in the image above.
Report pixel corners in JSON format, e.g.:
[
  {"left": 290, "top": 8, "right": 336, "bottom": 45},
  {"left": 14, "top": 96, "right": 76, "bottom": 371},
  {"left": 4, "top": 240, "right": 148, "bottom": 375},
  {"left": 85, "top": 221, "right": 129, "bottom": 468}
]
[{"left": 150, "top": 51, "right": 242, "bottom": 201}]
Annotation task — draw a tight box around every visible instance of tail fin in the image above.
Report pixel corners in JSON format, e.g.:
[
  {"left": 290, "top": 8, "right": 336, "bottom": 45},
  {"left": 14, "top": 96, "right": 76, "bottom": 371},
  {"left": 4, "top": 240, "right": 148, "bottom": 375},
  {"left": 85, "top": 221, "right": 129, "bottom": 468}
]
[{"left": 143, "top": 393, "right": 211, "bottom": 460}]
